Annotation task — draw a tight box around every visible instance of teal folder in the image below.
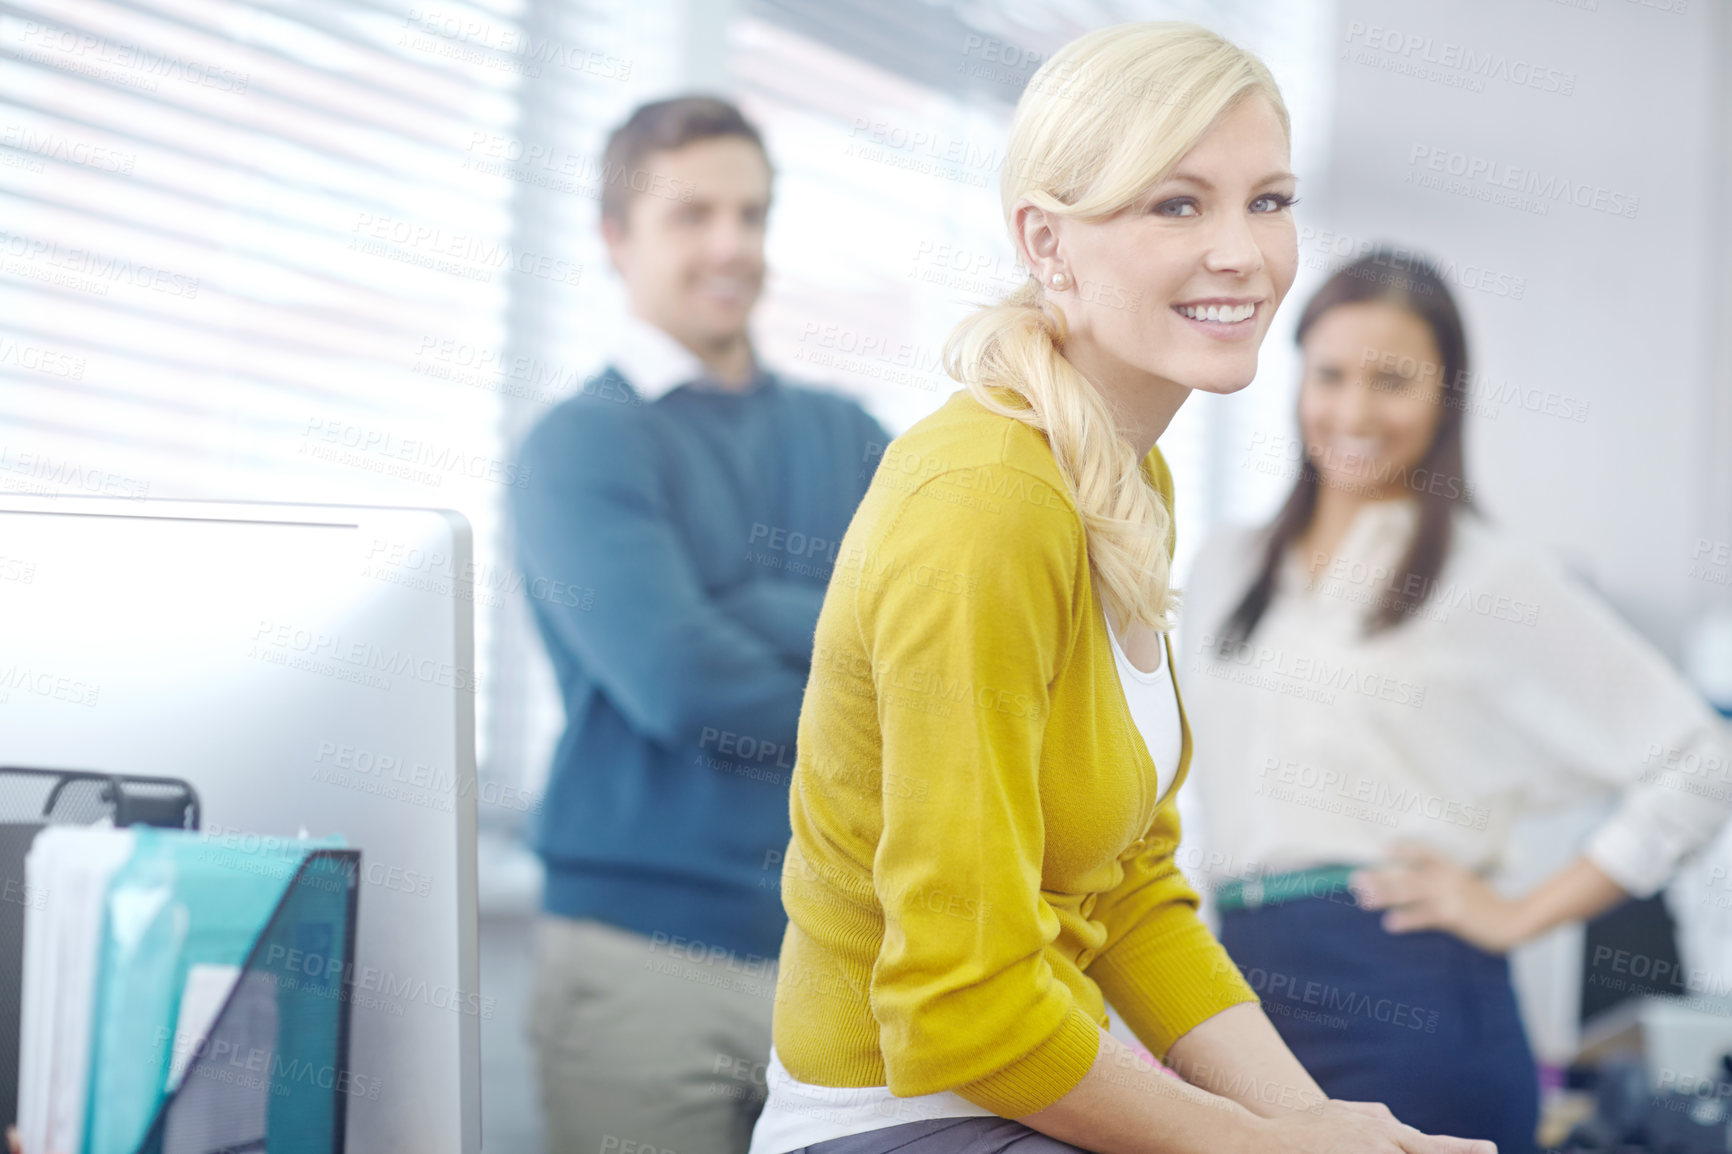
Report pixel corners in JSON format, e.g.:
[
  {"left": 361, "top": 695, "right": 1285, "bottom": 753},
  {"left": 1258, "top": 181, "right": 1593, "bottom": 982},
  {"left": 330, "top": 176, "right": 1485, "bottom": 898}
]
[{"left": 81, "top": 832, "right": 353, "bottom": 1154}]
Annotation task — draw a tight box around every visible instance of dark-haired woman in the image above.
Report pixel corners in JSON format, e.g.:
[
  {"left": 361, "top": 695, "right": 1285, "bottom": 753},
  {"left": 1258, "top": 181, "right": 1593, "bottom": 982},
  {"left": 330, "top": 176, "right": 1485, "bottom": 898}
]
[{"left": 1180, "top": 251, "right": 1732, "bottom": 1154}]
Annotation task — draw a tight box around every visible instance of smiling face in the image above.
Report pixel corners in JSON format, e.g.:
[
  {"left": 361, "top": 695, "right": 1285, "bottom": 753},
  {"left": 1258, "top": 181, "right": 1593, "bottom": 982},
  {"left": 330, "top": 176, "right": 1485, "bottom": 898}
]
[
  {"left": 1026, "top": 93, "right": 1299, "bottom": 401},
  {"left": 1297, "top": 301, "right": 1447, "bottom": 498},
  {"left": 602, "top": 135, "right": 770, "bottom": 356}
]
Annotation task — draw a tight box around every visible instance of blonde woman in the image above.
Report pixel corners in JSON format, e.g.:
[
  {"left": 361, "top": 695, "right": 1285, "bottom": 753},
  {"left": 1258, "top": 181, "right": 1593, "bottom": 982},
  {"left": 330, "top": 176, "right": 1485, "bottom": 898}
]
[{"left": 746, "top": 23, "right": 1491, "bottom": 1154}]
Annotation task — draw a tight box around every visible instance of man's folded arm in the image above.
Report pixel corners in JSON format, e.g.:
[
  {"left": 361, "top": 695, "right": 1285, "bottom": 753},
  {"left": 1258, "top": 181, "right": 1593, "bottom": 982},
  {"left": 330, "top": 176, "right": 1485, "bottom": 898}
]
[
  {"left": 707, "top": 398, "right": 891, "bottom": 668},
  {"left": 511, "top": 404, "right": 809, "bottom": 750},
  {"left": 711, "top": 577, "right": 827, "bottom": 668}
]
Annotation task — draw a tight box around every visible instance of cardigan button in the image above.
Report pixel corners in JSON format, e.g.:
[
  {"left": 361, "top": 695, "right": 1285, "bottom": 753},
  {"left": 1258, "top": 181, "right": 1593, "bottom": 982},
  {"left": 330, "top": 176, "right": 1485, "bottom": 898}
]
[
  {"left": 1075, "top": 947, "right": 1098, "bottom": 969},
  {"left": 1080, "top": 893, "right": 1098, "bottom": 919}
]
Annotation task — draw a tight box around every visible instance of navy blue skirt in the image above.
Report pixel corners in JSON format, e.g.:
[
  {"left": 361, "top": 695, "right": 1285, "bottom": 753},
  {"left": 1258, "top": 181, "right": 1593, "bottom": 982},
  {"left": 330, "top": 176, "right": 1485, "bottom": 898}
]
[{"left": 1218, "top": 891, "right": 1539, "bottom": 1154}]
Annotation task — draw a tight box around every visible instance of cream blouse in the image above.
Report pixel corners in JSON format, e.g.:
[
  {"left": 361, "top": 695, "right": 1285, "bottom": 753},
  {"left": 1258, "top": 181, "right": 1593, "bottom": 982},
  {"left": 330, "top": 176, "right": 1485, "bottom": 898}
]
[{"left": 1180, "top": 496, "right": 1732, "bottom": 899}]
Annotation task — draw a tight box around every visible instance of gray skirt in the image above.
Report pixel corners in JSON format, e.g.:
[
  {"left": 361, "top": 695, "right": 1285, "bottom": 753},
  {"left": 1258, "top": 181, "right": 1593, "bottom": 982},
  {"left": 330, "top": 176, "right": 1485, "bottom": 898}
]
[{"left": 791, "top": 1116, "right": 1090, "bottom": 1152}]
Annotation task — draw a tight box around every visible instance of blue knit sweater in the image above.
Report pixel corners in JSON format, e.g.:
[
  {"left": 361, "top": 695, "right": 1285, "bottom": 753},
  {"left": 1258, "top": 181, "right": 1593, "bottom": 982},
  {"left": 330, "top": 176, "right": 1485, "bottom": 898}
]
[{"left": 510, "top": 365, "right": 889, "bottom": 960}]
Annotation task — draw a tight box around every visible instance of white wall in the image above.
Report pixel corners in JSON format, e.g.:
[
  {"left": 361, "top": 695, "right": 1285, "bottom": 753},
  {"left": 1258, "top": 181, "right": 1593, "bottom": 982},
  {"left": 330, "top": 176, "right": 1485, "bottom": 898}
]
[{"left": 1321, "top": 0, "right": 1728, "bottom": 650}]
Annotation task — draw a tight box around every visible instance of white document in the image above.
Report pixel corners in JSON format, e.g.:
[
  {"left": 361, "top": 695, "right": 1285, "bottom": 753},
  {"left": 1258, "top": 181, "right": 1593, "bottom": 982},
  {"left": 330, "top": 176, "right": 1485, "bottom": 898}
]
[
  {"left": 16, "top": 827, "right": 137, "bottom": 1154},
  {"left": 165, "top": 963, "right": 242, "bottom": 1090}
]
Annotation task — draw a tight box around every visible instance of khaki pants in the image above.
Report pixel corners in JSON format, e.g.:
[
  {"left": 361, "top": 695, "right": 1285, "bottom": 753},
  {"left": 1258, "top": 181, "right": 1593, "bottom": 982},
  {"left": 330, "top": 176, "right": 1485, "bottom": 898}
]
[{"left": 529, "top": 915, "right": 779, "bottom": 1154}]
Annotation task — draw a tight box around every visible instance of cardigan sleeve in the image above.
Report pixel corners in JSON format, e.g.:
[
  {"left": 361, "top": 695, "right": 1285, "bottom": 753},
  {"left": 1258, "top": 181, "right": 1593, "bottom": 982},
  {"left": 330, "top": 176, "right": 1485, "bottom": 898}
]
[
  {"left": 1087, "top": 802, "right": 1261, "bottom": 1056},
  {"left": 855, "top": 463, "right": 1102, "bottom": 1117}
]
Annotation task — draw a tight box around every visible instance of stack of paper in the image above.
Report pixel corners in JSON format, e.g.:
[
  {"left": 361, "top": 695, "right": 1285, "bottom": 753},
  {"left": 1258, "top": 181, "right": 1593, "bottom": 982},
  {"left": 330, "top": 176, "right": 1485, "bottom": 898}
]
[{"left": 17, "top": 827, "right": 135, "bottom": 1154}]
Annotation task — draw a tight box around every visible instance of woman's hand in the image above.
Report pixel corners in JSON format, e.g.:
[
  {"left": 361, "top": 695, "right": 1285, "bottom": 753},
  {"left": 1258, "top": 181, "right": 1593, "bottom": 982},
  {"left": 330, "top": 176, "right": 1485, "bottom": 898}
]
[
  {"left": 1253, "top": 1099, "right": 1497, "bottom": 1154},
  {"left": 1350, "top": 844, "right": 1527, "bottom": 953}
]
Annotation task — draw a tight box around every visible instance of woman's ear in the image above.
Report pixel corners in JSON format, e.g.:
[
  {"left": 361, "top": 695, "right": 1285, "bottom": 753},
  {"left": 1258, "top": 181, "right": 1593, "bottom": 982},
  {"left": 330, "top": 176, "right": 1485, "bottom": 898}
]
[{"left": 1011, "top": 199, "right": 1061, "bottom": 278}]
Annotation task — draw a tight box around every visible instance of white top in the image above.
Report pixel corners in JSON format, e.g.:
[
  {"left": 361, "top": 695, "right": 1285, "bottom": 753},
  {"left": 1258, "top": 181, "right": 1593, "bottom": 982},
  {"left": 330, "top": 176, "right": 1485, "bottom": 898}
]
[
  {"left": 747, "top": 605, "right": 1183, "bottom": 1154},
  {"left": 1179, "top": 496, "right": 1732, "bottom": 899},
  {"left": 1105, "top": 606, "right": 1184, "bottom": 804}
]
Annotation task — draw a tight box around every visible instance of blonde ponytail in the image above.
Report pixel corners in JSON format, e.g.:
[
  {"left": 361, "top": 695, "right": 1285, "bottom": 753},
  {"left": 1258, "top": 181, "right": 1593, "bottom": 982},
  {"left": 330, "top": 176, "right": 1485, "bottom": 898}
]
[{"left": 944, "top": 281, "right": 1179, "bottom": 633}]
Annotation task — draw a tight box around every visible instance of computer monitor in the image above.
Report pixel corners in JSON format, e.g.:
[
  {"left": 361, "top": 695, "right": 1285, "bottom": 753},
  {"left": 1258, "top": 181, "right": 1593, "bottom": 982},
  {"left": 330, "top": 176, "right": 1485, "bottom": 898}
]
[{"left": 0, "top": 495, "right": 480, "bottom": 1154}]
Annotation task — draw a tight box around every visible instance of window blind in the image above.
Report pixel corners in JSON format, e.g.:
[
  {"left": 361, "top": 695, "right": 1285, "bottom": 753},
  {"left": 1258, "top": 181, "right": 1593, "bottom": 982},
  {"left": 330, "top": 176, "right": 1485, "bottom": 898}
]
[{"left": 0, "top": 0, "right": 526, "bottom": 786}]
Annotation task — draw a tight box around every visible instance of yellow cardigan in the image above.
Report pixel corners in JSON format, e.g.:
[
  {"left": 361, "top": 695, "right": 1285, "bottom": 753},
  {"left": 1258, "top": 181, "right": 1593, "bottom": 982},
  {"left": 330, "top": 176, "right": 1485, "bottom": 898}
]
[{"left": 769, "top": 385, "right": 1258, "bottom": 1118}]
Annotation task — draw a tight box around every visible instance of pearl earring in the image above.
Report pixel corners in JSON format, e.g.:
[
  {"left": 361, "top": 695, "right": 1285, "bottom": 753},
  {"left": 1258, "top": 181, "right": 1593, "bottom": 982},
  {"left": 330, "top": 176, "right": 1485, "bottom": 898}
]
[{"left": 1049, "top": 271, "right": 1069, "bottom": 290}]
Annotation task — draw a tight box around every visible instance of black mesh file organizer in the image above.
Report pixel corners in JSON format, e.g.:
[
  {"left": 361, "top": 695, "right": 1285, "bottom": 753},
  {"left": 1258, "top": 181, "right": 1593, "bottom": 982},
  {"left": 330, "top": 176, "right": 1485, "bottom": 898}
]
[
  {"left": 0, "top": 767, "right": 201, "bottom": 1135},
  {"left": 135, "top": 849, "right": 361, "bottom": 1154}
]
